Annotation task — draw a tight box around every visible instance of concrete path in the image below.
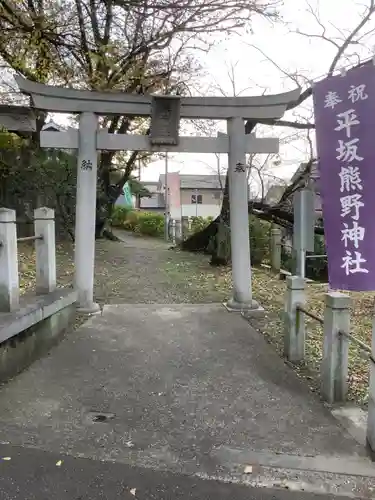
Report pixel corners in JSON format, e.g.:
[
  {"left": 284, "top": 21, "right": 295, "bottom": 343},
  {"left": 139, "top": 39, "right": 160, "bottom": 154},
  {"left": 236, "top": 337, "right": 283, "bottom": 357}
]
[
  {"left": 0, "top": 442, "right": 356, "bottom": 500},
  {"left": 0, "top": 233, "right": 375, "bottom": 498},
  {"left": 0, "top": 302, "right": 374, "bottom": 498}
]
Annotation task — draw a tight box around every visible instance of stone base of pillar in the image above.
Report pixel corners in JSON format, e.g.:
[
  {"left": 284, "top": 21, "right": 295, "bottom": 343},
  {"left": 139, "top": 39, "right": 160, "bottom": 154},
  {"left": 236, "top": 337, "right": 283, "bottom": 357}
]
[
  {"left": 223, "top": 298, "right": 265, "bottom": 316},
  {"left": 77, "top": 302, "right": 101, "bottom": 315}
]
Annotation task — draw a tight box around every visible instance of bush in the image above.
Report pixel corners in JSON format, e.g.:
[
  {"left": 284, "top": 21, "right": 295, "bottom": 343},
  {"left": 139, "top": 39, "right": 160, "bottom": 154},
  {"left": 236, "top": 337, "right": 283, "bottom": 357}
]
[
  {"left": 135, "top": 212, "right": 164, "bottom": 237},
  {"left": 306, "top": 235, "right": 328, "bottom": 281},
  {"left": 110, "top": 206, "right": 132, "bottom": 227},
  {"left": 111, "top": 207, "right": 165, "bottom": 238},
  {"left": 281, "top": 233, "right": 328, "bottom": 282},
  {"left": 249, "top": 216, "right": 271, "bottom": 265},
  {"left": 190, "top": 216, "right": 213, "bottom": 234}
]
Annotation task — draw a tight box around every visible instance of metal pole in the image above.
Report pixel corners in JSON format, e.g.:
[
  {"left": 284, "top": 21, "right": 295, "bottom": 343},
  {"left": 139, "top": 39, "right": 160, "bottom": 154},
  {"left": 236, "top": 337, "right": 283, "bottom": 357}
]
[
  {"left": 164, "top": 153, "right": 169, "bottom": 241},
  {"left": 195, "top": 189, "right": 198, "bottom": 217},
  {"left": 137, "top": 157, "right": 141, "bottom": 208},
  {"left": 297, "top": 249, "right": 306, "bottom": 279}
]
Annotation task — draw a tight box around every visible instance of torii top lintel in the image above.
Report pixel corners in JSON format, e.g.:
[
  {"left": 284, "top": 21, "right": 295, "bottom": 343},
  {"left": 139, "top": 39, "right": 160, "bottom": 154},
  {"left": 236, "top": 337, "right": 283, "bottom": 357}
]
[{"left": 15, "top": 76, "right": 300, "bottom": 121}]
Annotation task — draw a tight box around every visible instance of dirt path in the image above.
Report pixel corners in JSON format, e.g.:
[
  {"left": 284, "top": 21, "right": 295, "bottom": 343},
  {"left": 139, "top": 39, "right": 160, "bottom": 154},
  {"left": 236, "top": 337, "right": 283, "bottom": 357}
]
[{"left": 92, "top": 230, "right": 231, "bottom": 304}]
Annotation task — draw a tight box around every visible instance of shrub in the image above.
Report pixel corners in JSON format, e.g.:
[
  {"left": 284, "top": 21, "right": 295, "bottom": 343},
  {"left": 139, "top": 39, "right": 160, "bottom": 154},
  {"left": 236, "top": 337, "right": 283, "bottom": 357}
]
[
  {"left": 135, "top": 212, "right": 164, "bottom": 237},
  {"left": 281, "top": 233, "right": 328, "bottom": 282},
  {"left": 123, "top": 210, "right": 141, "bottom": 232},
  {"left": 306, "top": 235, "right": 328, "bottom": 281},
  {"left": 110, "top": 206, "right": 131, "bottom": 227},
  {"left": 190, "top": 216, "right": 213, "bottom": 234},
  {"left": 111, "top": 207, "right": 165, "bottom": 238},
  {"left": 249, "top": 216, "right": 271, "bottom": 265}
]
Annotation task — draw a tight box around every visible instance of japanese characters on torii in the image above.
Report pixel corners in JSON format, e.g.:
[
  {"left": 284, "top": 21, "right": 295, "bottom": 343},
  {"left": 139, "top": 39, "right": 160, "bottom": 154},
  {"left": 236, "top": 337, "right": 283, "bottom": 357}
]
[{"left": 324, "top": 83, "right": 368, "bottom": 276}]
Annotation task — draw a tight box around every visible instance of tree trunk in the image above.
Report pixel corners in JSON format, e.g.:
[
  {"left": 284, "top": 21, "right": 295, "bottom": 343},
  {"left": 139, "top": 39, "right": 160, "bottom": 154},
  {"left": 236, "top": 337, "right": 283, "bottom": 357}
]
[
  {"left": 210, "top": 172, "right": 230, "bottom": 265},
  {"left": 181, "top": 171, "right": 231, "bottom": 265},
  {"left": 181, "top": 121, "right": 257, "bottom": 265}
]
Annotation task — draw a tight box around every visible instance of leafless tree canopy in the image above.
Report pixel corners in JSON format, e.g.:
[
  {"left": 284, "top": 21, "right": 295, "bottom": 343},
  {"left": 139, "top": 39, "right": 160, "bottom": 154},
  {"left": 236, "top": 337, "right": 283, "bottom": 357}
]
[
  {"left": 242, "top": 0, "right": 375, "bottom": 229},
  {"left": 0, "top": 0, "right": 281, "bottom": 237},
  {"left": 0, "top": 0, "right": 279, "bottom": 89}
]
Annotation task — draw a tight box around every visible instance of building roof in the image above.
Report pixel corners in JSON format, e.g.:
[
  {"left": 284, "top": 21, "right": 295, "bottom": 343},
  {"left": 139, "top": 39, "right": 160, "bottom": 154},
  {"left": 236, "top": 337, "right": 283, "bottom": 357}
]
[
  {"left": 290, "top": 160, "right": 319, "bottom": 184},
  {"left": 141, "top": 181, "right": 159, "bottom": 194},
  {"left": 42, "top": 120, "right": 66, "bottom": 132},
  {"left": 0, "top": 104, "right": 36, "bottom": 132},
  {"left": 158, "top": 174, "right": 225, "bottom": 190},
  {"left": 265, "top": 184, "right": 285, "bottom": 205}
]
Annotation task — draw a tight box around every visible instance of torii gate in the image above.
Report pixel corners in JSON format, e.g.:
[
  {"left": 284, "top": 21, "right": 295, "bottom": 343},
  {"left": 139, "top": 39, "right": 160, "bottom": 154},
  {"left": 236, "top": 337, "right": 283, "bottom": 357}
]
[{"left": 16, "top": 76, "right": 299, "bottom": 313}]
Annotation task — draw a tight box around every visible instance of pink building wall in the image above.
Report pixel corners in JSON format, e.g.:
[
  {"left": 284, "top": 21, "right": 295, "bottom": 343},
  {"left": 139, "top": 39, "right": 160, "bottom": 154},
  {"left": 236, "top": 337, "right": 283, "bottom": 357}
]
[{"left": 167, "top": 172, "right": 181, "bottom": 219}]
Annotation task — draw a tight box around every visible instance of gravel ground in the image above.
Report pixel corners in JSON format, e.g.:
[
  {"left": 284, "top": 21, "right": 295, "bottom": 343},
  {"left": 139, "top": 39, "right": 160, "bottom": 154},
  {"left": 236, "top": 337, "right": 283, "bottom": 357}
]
[
  {"left": 93, "top": 231, "right": 231, "bottom": 304},
  {"left": 19, "top": 231, "right": 231, "bottom": 306}
]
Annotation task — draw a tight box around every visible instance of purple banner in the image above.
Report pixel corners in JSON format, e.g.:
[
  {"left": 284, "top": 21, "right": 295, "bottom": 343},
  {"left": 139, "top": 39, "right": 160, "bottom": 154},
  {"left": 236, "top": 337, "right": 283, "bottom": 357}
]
[{"left": 313, "top": 63, "right": 375, "bottom": 290}]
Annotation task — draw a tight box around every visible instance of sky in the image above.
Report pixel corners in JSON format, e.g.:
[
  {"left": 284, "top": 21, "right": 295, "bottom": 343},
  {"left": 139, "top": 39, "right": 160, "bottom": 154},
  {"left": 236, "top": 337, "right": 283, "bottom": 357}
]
[
  {"left": 142, "top": 0, "right": 374, "bottom": 187},
  {"left": 44, "top": 0, "right": 375, "bottom": 191}
]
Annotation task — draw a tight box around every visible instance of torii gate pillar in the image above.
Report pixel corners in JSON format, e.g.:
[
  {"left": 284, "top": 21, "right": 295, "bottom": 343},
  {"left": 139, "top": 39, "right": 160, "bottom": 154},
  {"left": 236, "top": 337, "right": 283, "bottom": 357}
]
[
  {"left": 75, "top": 112, "right": 100, "bottom": 313},
  {"left": 227, "top": 117, "right": 256, "bottom": 310},
  {"left": 15, "top": 76, "right": 300, "bottom": 313}
]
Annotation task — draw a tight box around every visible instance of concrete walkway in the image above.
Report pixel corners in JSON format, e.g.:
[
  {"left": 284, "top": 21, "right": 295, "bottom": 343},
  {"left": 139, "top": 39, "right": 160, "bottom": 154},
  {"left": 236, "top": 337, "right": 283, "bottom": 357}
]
[
  {"left": 0, "top": 303, "right": 374, "bottom": 498},
  {"left": 0, "top": 234, "right": 374, "bottom": 498}
]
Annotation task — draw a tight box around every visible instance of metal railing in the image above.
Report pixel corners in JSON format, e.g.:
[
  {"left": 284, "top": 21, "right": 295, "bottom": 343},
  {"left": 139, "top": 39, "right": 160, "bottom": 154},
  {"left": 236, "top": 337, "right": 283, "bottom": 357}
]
[
  {"left": 17, "top": 235, "right": 43, "bottom": 243},
  {"left": 296, "top": 304, "right": 374, "bottom": 364},
  {"left": 340, "top": 330, "right": 374, "bottom": 364},
  {"left": 0, "top": 207, "right": 56, "bottom": 311},
  {"left": 285, "top": 275, "right": 373, "bottom": 405},
  {"left": 296, "top": 305, "right": 323, "bottom": 325}
]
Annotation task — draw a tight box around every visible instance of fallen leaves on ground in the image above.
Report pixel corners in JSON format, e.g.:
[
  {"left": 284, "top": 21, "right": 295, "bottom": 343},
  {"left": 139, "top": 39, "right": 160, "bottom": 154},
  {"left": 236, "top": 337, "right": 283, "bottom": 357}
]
[
  {"left": 167, "top": 259, "right": 374, "bottom": 407},
  {"left": 16, "top": 234, "right": 374, "bottom": 407},
  {"left": 18, "top": 241, "right": 74, "bottom": 294},
  {"left": 248, "top": 267, "right": 374, "bottom": 407}
]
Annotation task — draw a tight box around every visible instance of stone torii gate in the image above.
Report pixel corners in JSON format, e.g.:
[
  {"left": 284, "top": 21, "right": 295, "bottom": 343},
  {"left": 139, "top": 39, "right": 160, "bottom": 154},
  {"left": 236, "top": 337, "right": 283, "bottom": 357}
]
[{"left": 16, "top": 76, "right": 299, "bottom": 313}]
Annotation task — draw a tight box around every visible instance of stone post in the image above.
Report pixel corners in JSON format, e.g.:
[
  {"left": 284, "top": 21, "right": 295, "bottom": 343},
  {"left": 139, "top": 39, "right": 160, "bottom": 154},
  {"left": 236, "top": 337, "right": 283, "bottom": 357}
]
[
  {"left": 227, "top": 117, "right": 256, "bottom": 310},
  {"left": 34, "top": 207, "right": 56, "bottom": 294},
  {"left": 321, "top": 292, "right": 350, "bottom": 404},
  {"left": 75, "top": 112, "right": 100, "bottom": 313},
  {"left": 175, "top": 219, "right": 182, "bottom": 242},
  {"left": 284, "top": 275, "right": 305, "bottom": 362},
  {"left": 270, "top": 226, "right": 282, "bottom": 272},
  {"left": 0, "top": 208, "right": 19, "bottom": 312},
  {"left": 171, "top": 219, "right": 176, "bottom": 245}
]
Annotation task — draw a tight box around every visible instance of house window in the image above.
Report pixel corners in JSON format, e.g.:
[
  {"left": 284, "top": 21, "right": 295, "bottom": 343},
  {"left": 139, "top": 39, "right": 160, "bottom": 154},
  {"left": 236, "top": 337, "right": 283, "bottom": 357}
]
[
  {"left": 191, "top": 194, "right": 202, "bottom": 204},
  {"left": 213, "top": 192, "right": 221, "bottom": 200}
]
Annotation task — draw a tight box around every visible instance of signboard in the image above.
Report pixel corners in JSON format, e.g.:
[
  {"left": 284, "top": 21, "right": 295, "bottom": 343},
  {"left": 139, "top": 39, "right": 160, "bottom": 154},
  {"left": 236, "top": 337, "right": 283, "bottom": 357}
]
[
  {"left": 313, "top": 62, "right": 375, "bottom": 290},
  {"left": 149, "top": 95, "right": 180, "bottom": 145}
]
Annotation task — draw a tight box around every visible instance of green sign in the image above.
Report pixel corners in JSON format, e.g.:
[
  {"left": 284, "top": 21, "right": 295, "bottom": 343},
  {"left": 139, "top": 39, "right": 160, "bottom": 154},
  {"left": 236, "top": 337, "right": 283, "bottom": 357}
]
[{"left": 123, "top": 181, "right": 133, "bottom": 207}]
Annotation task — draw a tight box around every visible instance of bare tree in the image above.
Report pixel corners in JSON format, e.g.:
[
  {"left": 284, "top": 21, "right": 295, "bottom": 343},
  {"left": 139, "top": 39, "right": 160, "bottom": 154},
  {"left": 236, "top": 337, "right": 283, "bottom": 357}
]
[
  {"left": 182, "top": 0, "right": 375, "bottom": 256},
  {"left": 0, "top": 0, "right": 280, "bottom": 236},
  {"left": 243, "top": 0, "right": 375, "bottom": 225}
]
